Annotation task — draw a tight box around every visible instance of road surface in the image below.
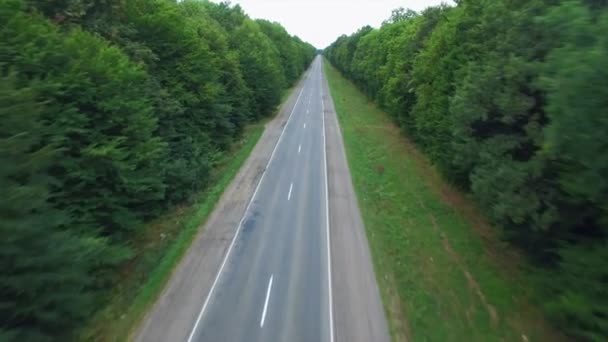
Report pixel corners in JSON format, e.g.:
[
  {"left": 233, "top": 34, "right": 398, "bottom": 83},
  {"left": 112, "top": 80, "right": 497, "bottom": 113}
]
[{"left": 135, "top": 56, "right": 389, "bottom": 342}]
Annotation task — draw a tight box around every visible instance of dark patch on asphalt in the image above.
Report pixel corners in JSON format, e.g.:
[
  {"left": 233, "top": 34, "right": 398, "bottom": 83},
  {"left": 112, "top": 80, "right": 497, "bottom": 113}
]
[
  {"left": 242, "top": 210, "right": 260, "bottom": 235},
  {"left": 242, "top": 217, "right": 256, "bottom": 234}
]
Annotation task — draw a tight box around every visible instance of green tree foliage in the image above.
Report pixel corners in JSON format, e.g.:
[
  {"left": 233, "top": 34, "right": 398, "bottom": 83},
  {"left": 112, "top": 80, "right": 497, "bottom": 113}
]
[
  {"left": 256, "top": 19, "right": 316, "bottom": 86},
  {"left": 540, "top": 3, "right": 608, "bottom": 338},
  {"left": 0, "top": 74, "right": 91, "bottom": 341},
  {"left": 1, "top": 0, "right": 314, "bottom": 339},
  {"left": 118, "top": 0, "right": 225, "bottom": 204},
  {"left": 232, "top": 19, "right": 286, "bottom": 118},
  {"left": 202, "top": 2, "right": 314, "bottom": 119},
  {"left": 325, "top": 0, "right": 608, "bottom": 339},
  {"left": 1, "top": 0, "right": 166, "bottom": 238}
]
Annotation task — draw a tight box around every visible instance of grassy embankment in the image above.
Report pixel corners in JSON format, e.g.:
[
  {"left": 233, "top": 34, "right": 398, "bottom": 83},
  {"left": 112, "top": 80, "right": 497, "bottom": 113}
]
[
  {"left": 81, "top": 87, "right": 297, "bottom": 341},
  {"left": 324, "top": 61, "right": 562, "bottom": 342}
]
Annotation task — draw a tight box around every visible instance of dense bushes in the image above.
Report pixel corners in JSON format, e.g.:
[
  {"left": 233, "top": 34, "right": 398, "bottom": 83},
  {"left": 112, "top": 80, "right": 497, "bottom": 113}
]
[
  {"left": 325, "top": 0, "right": 607, "bottom": 339},
  {"left": 0, "top": 0, "right": 314, "bottom": 339}
]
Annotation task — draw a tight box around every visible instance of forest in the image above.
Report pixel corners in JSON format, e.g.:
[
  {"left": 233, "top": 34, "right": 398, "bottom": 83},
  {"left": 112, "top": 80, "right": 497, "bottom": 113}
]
[
  {"left": 325, "top": 0, "right": 607, "bottom": 339},
  {"left": 0, "top": 0, "right": 315, "bottom": 340}
]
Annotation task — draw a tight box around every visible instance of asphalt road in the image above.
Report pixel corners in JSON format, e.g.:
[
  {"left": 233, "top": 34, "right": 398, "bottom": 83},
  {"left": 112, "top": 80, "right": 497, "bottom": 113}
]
[{"left": 134, "top": 56, "right": 389, "bottom": 342}]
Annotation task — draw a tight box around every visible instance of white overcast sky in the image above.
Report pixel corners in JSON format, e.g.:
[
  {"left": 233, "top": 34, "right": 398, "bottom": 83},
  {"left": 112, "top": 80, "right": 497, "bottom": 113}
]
[{"left": 211, "top": 0, "right": 453, "bottom": 48}]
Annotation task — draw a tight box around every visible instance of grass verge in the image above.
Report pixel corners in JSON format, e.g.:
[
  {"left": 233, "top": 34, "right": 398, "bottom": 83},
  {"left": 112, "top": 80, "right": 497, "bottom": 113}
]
[
  {"left": 80, "top": 120, "right": 265, "bottom": 341},
  {"left": 323, "top": 61, "right": 562, "bottom": 342}
]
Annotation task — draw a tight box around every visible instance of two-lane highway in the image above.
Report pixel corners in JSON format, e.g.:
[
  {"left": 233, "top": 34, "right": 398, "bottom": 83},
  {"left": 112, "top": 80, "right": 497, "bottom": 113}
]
[
  {"left": 135, "top": 56, "right": 389, "bottom": 342},
  {"left": 187, "top": 58, "right": 333, "bottom": 342}
]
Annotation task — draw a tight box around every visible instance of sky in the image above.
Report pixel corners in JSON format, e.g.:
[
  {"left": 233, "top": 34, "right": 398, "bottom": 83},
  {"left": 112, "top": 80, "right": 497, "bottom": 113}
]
[{"left": 211, "top": 0, "right": 453, "bottom": 49}]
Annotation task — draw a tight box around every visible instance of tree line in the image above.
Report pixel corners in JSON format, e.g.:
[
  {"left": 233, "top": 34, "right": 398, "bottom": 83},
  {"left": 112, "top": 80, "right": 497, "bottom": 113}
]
[
  {"left": 0, "top": 0, "right": 315, "bottom": 340},
  {"left": 325, "top": 0, "right": 607, "bottom": 339}
]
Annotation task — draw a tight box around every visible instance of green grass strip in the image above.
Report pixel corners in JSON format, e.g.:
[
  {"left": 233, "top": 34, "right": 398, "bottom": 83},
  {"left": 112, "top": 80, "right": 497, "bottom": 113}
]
[{"left": 323, "top": 61, "right": 561, "bottom": 342}]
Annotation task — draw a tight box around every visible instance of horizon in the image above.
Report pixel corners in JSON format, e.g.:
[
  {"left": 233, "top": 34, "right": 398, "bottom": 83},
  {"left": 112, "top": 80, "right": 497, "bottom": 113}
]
[{"left": 210, "top": 0, "right": 454, "bottom": 48}]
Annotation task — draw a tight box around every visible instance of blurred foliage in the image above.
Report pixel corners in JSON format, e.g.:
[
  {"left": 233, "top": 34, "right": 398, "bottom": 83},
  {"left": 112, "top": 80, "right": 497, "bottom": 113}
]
[
  {"left": 325, "top": 0, "right": 608, "bottom": 339},
  {"left": 0, "top": 0, "right": 315, "bottom": 339}
]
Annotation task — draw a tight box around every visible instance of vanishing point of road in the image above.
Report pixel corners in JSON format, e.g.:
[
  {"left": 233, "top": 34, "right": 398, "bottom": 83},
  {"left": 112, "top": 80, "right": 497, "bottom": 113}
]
[{"left": 135, "top": 56, "right": 390, "bottom": 342}]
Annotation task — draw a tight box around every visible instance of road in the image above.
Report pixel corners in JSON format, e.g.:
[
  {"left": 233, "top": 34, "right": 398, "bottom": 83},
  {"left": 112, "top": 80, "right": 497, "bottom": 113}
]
[{"left": 135, "top": 56, "right": 389, "bottom": 342}]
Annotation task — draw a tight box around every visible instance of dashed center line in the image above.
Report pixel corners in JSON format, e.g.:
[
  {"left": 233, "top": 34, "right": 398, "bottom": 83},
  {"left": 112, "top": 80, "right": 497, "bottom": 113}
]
[
  {"left": 288, "top": 182, "right": 293, "bottom": 201},
  {"left": 298, "top": 144, "right": 302, "bottom": 154},
  {"left": 260, "top": 275, "right": 273, "bottom": 327},
  {"left": 185, "top": 74, "right": 306, "bottom": 342},
  {"left": 304, "top": 123, "right": 306, "bottom": 129}
]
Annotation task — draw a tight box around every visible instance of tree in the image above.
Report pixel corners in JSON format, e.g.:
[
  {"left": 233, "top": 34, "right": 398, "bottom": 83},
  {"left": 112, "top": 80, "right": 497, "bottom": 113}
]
[
  {"left": 324, "top": 0, "right": 608, "bottom": 338},
  {"left": 1, "top": 1, "right": 166, "bottom": 238},
  {"left": 539, "top": 3, "right": 608, "bottom": 337},
  {"left": 382, "top": 7, "right": 417, "bottom": 25},
  {"left": 0, "top": 74, "right": 105, "bottom": 341},
  {"left": 232, "top": 19, "right": 286, "bottom": 118}
]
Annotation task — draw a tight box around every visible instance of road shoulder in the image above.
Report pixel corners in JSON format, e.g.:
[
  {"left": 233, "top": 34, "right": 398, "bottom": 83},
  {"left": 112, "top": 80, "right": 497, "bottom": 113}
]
[{"left": 321, "top": 60, "right": 391, "bottom": 342}]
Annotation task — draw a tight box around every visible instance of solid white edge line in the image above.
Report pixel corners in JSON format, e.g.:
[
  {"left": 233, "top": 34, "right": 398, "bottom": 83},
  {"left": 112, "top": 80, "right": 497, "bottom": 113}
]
[
  {"left": 260, "top": 275, "right": 274, "bottom": 327},
  {"left": 288, "top": 182, "right": 293, "bottom": 201},
  {"left": 186, "top": 75, "right": 306, "bottom": 342},
  {"left": 320, "top": 59, "right": 336, "bottom": 342}
]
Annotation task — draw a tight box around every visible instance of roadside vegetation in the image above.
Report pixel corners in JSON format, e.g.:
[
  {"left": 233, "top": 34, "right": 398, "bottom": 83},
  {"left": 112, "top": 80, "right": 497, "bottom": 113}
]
[
  {"left": 325, "top": 62, "right": 561, "bottom": 342},
  {"left": 0, "top": 0, "right": 314, "bottom": 340},
  {"left": 82, "top": 124, "right": 265, "bottom": 341},
  {"left": 324, "top": 0, "right": 607, "bottom": 340}
]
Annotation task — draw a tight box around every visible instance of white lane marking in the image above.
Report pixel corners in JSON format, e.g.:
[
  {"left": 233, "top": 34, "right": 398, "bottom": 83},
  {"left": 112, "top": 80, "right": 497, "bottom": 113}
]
[
  {"left": 298, "top": 144, "right": 302, "bottom": 154},
  {"left": 307, "top": 109, "right": 310, "bottom": 114},
  {"left": 304, "top": 123, "right": 306, "bottom": 129},
  {"left": 260, "top": 275, "right": 274, "bottom": 327},
  {"left": 288, "top": 182, "right": 293, "bottom": 201},
  {"left": 186, "top": 75, "right": 307, "bottom": 342},
  {"left": 320, "top": 60, "right": 336, "bottom": 342}
]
